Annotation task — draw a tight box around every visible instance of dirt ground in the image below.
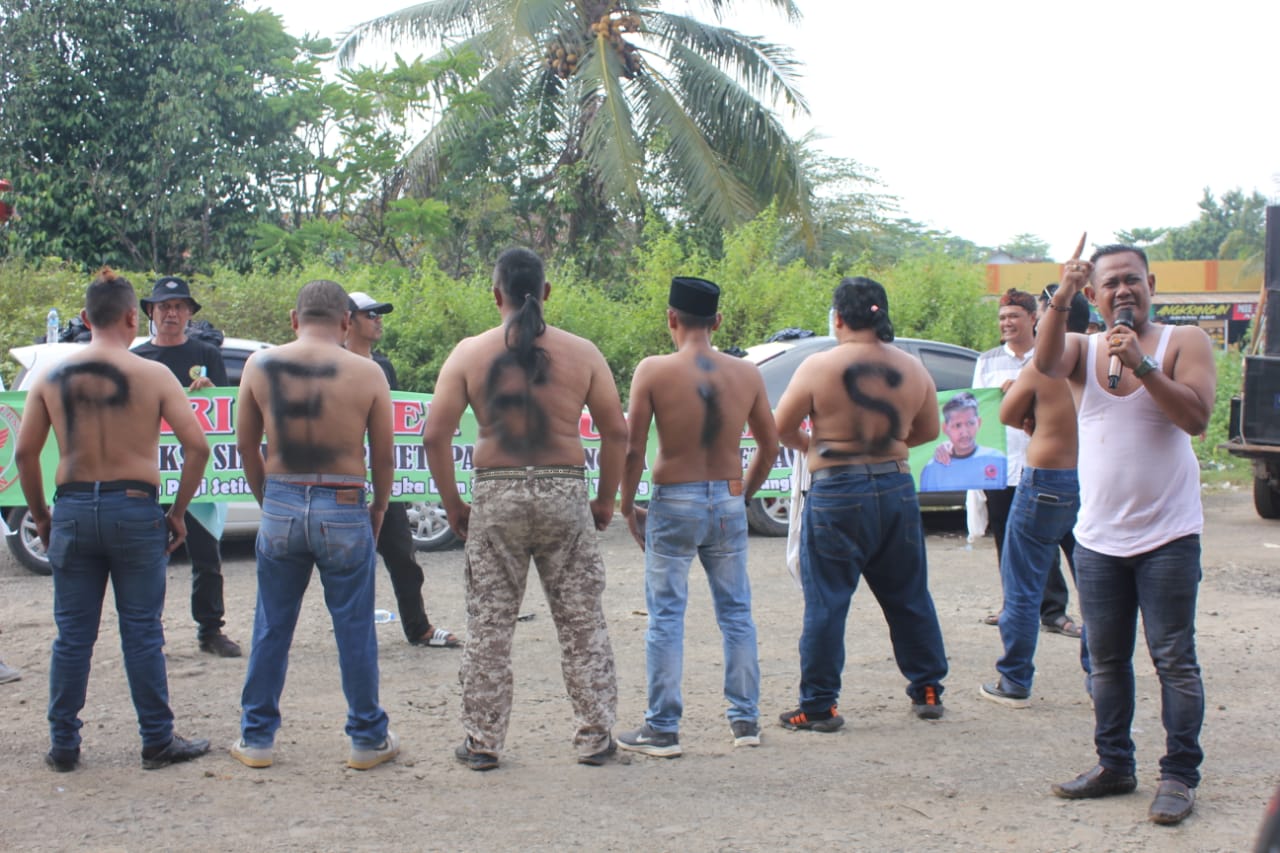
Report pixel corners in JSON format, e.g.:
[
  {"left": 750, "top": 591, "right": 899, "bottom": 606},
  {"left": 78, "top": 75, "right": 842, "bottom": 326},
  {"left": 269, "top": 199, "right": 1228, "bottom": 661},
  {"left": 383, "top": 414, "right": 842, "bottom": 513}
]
[{"left": 1, "top": 485, "right": 1277, "bottom": 852}]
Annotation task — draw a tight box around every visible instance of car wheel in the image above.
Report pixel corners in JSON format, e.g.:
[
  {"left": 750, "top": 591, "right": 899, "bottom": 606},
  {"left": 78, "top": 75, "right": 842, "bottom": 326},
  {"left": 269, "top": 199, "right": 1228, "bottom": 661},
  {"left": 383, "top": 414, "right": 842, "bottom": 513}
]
[
  {"left": 406, "top": 500, "right": 459, "bottom": 551},
  {"left": 1255, "top": 475, "right": 1280, "bottom": 520},
  {"left": 5, "top": 507, "right": 52, "bottom": 575},
  {"left": 746, "top": 496, "right": 789, "bottom": 537}
]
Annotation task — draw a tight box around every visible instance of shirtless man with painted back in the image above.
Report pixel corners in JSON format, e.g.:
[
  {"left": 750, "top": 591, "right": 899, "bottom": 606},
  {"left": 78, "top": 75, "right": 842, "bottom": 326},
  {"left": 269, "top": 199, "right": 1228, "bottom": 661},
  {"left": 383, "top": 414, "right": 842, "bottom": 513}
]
[
  {"left": 232, "top": 279, "right": 398, "bottom": 772},
  {"left": 15, "top": 266, "right": 212, "bottom": 772},
  {"left": 773, "top": 276, "right": 949, "bottom": 731},
  {"left": 424, "top": 247, "right": 626, "bottom": 770},
  {"left": 615, "top": 276, "right": 779, "bottom": 756}
]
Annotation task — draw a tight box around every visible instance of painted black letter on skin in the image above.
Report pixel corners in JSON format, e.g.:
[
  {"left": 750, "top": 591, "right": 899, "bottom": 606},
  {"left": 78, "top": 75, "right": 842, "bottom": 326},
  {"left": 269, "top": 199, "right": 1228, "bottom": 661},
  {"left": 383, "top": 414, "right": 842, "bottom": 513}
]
[
  {"left": 485, "top": 353, "right": 549, "bottom": 458},
  {"left": 835, "top": 363, "right": 903, "bottom": 456},
  {"left": 53, "top": 361, "right": 130, "bottom": 439},
  {"left": 695, "top": 354, "right": 722, "bottom": 450},
  {"left": 262, "top": 359, "right": 340, "bottom": 471}
]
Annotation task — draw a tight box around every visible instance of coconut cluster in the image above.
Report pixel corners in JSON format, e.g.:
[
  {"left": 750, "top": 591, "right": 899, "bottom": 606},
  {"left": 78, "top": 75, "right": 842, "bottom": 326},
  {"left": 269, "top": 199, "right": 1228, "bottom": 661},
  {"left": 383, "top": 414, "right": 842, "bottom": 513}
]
[{"left": 544, "top": 11, "right": 644, "bottom": 80}]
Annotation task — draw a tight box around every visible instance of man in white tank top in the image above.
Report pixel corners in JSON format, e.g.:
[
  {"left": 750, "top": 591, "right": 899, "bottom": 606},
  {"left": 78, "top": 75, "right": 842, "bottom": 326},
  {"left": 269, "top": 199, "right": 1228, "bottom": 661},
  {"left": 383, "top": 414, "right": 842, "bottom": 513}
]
[{"left": 1035, "top": 236, "right": 1216, "bottom": 827}]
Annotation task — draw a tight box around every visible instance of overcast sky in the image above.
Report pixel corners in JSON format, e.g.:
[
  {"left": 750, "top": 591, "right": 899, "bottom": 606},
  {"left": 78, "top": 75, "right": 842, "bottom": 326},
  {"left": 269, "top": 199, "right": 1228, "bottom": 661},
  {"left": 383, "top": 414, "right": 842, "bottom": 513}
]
[{"left": 253, "top": 0, "right": 1280, "bottom": 259}]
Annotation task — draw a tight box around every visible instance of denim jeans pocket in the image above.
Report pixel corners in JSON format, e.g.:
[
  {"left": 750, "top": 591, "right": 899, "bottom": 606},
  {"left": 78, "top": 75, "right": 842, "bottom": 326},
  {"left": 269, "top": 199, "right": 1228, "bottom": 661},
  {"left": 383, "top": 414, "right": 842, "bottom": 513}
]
[
  {"left": 112, "top": 515, "right": 166, "bottom": 563},
  {"left": 47, "top": 519, "right": 76, "bottom": 568},
  {"left": 1022, "top": 489, "right": 1078, "bottom": 540},
  {"left": 808, "top": 503, "right": 860, "bottom": 563},
  {"left": 318, "top": 520, "right": 372, "bottom": 568},
  {"left": 258, "top": 511, "right": 294, "bottom": 559}
]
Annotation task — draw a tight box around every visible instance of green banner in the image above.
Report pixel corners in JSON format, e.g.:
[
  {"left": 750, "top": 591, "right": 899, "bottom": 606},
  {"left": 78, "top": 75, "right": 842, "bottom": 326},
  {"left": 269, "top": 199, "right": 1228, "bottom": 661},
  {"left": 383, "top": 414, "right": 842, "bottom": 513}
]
[{"left": 0, "top": 386, "right": 1004, "bottom": 506}]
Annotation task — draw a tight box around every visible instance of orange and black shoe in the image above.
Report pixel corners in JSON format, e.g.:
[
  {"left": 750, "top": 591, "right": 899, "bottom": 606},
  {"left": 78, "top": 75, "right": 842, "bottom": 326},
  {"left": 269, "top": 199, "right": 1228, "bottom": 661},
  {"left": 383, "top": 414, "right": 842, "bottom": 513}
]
[
  {"left": 912, "top": 685, "right": 945, "bottom": 720},
  {"left": 778, "top": 705, "right": 844, "bottom": 732}
]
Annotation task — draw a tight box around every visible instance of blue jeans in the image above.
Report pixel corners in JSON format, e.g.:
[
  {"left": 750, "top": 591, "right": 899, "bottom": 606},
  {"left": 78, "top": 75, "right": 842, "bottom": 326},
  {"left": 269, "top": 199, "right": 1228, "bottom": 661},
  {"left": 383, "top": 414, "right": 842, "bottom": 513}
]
[
  {"left": 47, "top": 487, "right": 174, "bottom": 751},
  {"left": 798, "top": 471, "right": 947, "bottom": 709},
  {"left": 1075, "top": 536, "right": 1204, "bottom": 787},
  {"left": 996, "top": 468, "right": 1080, "bottom": 691},
  {"left": 643, "top": 481, "right": 759, "bottom": 732},
  {"left": 239, "top": 481, "right": 388, "bottom": 749}
]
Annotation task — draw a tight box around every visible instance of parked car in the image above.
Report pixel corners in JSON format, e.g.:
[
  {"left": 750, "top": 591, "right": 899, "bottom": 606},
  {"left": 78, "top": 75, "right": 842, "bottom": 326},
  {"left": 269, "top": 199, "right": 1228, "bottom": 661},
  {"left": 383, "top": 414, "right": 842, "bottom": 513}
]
[
  {"left": 742, "top": 334, "right": 981, "bottom": 536},
  {"left": 3, "top": 337, "right": 458, "bottom": 575}
]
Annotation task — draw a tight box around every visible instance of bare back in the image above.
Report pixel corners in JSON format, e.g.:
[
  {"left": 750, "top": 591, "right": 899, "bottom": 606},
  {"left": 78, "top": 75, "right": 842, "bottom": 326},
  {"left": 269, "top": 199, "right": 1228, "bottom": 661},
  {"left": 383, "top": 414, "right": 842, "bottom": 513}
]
[
  {"left": 32, "top": 344, "right": 193, "bottom": 485},
  {"left": 240, "top": 340, "right": 390, "bottom": 478},
  {"left": 634, "top": 348, "right": 772, "bottom": 483},
  {"left": 1001, "top": 366, "right": 1080, "bottom": 470},
  {"left": 776, "top": 340, "right": 938, "bottom": 471},
  {"left": 446, "top": 324, "right": 614, "bottom": 468}
]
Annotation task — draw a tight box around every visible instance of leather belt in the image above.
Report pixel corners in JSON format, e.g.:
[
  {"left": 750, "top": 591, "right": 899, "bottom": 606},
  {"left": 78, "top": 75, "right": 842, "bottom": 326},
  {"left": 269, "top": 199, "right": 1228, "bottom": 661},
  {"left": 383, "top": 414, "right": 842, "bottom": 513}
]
[
  {"left": 810, "top": 460, "right": 910, "bottom": 482},
  {"left": 55, "top": 480, "right": 158, "bottom": 500}
]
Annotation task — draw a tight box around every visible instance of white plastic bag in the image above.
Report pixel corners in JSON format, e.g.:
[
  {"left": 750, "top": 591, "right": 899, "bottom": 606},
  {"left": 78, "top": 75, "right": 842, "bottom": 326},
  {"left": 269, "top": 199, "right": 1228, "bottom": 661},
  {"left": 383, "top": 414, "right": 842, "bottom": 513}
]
[{"left": 785, "top": 449, "right": 810, "bottom": 590}]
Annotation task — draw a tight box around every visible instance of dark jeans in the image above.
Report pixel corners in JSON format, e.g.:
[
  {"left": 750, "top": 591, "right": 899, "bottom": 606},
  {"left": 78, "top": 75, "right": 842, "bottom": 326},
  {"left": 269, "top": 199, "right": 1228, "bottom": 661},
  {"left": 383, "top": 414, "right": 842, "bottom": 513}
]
[
  {"left": 176, "top": 510, "right": 225, "bottom": 641},
  {"left": 47, "top": 488, "right": 175, "bottom": 752},
  {"left": 798, "top": 471, "right": 947, "bottom": 710},
  {"left": 985, "top": 485, "right": 1071, "bottom": 624},
  {"left": 1075, "top": 536, "right": 1204, "bottom": 787},
  {"left": 377, "top": 502, "right": 432, "bottom": 641}
]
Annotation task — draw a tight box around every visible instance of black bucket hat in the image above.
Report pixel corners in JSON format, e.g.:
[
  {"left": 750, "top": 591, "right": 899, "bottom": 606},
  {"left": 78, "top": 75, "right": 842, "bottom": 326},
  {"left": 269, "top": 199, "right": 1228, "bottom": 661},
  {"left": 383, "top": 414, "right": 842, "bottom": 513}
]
[{"left": 141, "top": 276, "right": 202, "bottom": 316}]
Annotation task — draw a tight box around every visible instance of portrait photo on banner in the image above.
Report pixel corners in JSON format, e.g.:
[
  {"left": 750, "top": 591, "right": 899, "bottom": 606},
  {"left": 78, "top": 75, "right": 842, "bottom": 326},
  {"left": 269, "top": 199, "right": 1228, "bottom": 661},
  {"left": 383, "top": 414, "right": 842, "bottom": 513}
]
[{"left": 910, "top": 387, "right": 1007, "bottom": 492}]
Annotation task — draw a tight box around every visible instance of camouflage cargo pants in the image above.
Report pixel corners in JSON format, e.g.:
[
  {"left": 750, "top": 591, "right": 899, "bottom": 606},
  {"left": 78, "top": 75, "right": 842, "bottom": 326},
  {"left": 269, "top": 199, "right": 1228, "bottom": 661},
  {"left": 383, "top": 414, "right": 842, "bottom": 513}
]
[{"left": 461, "top": 473, "right": 617, "bottom": 758}]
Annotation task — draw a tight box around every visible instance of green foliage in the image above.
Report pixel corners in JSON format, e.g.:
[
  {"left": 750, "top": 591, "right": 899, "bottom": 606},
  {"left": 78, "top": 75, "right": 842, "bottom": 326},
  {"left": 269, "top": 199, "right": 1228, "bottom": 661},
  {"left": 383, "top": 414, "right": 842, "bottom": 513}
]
[
  {"left": 0, "top": 207, "right": 998, "bottom": 398},
  {"left": 0, "top": 0, "right": 313, "bottom": 272},
  {"left": 1196, "top": 347, "right": 1248, "bottom": 473},
  {"left": 875, "top": 254, "right": 994, "bottom": 351},
  {"left": 1119, "top": 187, "right": 1269, "bottom": 263},
  {"left": 999, "top": 233, "right": 1051, "bottom": 262},
  {"left": 338, "top": 0, "right": 815, "bottom": 272}
]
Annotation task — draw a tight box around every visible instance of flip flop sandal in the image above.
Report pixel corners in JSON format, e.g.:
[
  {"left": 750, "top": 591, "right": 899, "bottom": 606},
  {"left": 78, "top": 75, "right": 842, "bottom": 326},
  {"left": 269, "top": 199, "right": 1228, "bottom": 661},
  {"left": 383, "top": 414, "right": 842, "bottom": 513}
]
[
  {"left": 1044, "top": 616, "right": 1083, "bottom": 638},
  {"left": 411, "top": 627, "right": 461, "bottom": 648}
]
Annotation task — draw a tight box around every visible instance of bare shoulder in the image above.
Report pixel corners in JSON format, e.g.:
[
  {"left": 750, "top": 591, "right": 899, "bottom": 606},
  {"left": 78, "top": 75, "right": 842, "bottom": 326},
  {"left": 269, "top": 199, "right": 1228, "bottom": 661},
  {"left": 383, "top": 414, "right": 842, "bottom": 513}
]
[{"left": 1168, "top": 322, "right": 1213, "bottom": 351}]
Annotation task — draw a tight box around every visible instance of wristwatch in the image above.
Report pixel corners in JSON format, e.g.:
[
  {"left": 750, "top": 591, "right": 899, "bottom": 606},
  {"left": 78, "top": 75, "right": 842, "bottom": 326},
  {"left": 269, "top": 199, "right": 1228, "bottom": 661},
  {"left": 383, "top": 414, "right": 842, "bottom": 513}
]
[{"left": 1133, "top": 355, "right": 1160, "bottom": 378}]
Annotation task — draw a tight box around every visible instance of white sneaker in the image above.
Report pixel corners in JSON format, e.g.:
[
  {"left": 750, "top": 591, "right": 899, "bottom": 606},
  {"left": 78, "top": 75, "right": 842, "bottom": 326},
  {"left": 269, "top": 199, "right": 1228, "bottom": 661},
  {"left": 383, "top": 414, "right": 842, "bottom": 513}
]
[
  {"left": 230, "top": 738, "right": 273, "bottom": 768},
  {"left": 0, "top": 661, "right": 21, "bottom": 684},
  {"left": 348, "top": 730, "right": 400, "bottom": 770}
]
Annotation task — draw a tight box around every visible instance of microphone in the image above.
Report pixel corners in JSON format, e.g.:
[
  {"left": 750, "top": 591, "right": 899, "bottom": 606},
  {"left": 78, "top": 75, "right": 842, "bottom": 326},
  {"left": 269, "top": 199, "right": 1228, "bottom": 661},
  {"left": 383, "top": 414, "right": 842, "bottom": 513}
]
[{"left": 1108, "top": 308, "right": 1135, "bottom": 389}]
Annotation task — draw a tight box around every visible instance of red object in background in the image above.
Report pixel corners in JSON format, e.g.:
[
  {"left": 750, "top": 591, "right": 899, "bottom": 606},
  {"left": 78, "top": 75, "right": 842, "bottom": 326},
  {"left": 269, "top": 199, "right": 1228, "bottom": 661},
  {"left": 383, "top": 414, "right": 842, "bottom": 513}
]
[
  {"left": 0, "top": 178, "right": 11, "bottom": 191},
  {"left": 0, "top": 178, "right": 11, "bottom": 223}
]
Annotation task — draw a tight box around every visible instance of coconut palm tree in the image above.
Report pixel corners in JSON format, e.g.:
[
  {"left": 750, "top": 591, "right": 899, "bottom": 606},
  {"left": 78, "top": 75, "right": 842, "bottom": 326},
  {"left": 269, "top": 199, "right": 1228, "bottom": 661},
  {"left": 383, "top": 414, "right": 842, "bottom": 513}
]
[{"left": 336, "top": 0, "right": 813, "bottom": 247}]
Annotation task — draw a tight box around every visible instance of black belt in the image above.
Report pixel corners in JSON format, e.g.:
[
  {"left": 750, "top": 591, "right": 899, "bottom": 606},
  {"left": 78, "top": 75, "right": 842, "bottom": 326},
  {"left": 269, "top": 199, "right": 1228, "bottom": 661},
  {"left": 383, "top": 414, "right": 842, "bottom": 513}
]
[
  {"left": 55, "top": 480, "right": 158, "bottom": 500},
  {"left": 810, "top": 461, "right": 909, "bottom": 482}
]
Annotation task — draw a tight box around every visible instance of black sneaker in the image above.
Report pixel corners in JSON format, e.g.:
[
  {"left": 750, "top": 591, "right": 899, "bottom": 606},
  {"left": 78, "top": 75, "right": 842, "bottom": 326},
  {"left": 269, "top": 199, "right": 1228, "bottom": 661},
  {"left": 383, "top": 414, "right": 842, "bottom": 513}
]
[
  {"left": 912, "top": 686, "right": 945, "bottom": 720},
  {"left": 46, "top": 747, "right": 80, "bottom": 773},
  {"left": 199, "top": 633, "right": 242, "bottom": 658},
  {"left": 577, "top": 737, "right": 617, "bottom": 766},
  {"left": 141, "top": 734, "right": 211, "bottom": 770},
  {"left": 730, "top": 719, "right": 761, "bottom": 747},
  {"left": 617, "top": 723, "right": 682, "bottom": 757},
  {"left": 454, "top": 739, "right": 499, "bottom": 771},
  {"left": 979, "top": 678, "right": 1030, "bottom": 709},
  {"left": 778, "top": 705, "right": 844, "bottom": 732}
]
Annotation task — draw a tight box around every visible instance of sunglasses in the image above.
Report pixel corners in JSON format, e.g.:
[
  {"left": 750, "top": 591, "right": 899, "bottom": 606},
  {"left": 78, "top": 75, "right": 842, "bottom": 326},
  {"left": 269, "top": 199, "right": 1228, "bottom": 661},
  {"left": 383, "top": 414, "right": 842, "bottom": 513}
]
[{"left": 356, "top": 310, "right": 382, "bottom": 320}]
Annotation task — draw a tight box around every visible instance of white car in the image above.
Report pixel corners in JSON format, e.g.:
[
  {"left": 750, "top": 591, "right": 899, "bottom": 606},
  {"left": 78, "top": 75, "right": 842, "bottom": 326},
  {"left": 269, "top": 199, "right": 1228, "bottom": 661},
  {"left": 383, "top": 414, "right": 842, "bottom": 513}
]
[{"left": 2, "top": 337, "right": 457, "bottom": 575}]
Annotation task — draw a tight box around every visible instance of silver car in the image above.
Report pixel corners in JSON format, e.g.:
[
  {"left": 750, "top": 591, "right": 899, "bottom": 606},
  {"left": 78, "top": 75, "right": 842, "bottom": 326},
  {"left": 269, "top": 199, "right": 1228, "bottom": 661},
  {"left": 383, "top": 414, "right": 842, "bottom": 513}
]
[{"left": 2, "top": 338, "right": 457, "bottom": 575}]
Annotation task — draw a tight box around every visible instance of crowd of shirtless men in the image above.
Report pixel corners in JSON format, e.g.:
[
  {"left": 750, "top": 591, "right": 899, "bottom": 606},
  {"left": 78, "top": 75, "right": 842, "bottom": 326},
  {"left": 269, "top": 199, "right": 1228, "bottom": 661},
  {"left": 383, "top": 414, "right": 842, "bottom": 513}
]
[{"left": 9, "top": 237, "right": 1213, "bottom": 827}]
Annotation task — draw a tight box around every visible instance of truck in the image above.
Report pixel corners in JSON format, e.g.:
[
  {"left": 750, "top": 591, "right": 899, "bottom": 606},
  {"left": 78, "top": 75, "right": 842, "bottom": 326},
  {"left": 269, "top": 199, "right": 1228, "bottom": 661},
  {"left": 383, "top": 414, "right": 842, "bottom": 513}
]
[{"left": 1223, "top": 205, "right": 1280, "bottom": 519}]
